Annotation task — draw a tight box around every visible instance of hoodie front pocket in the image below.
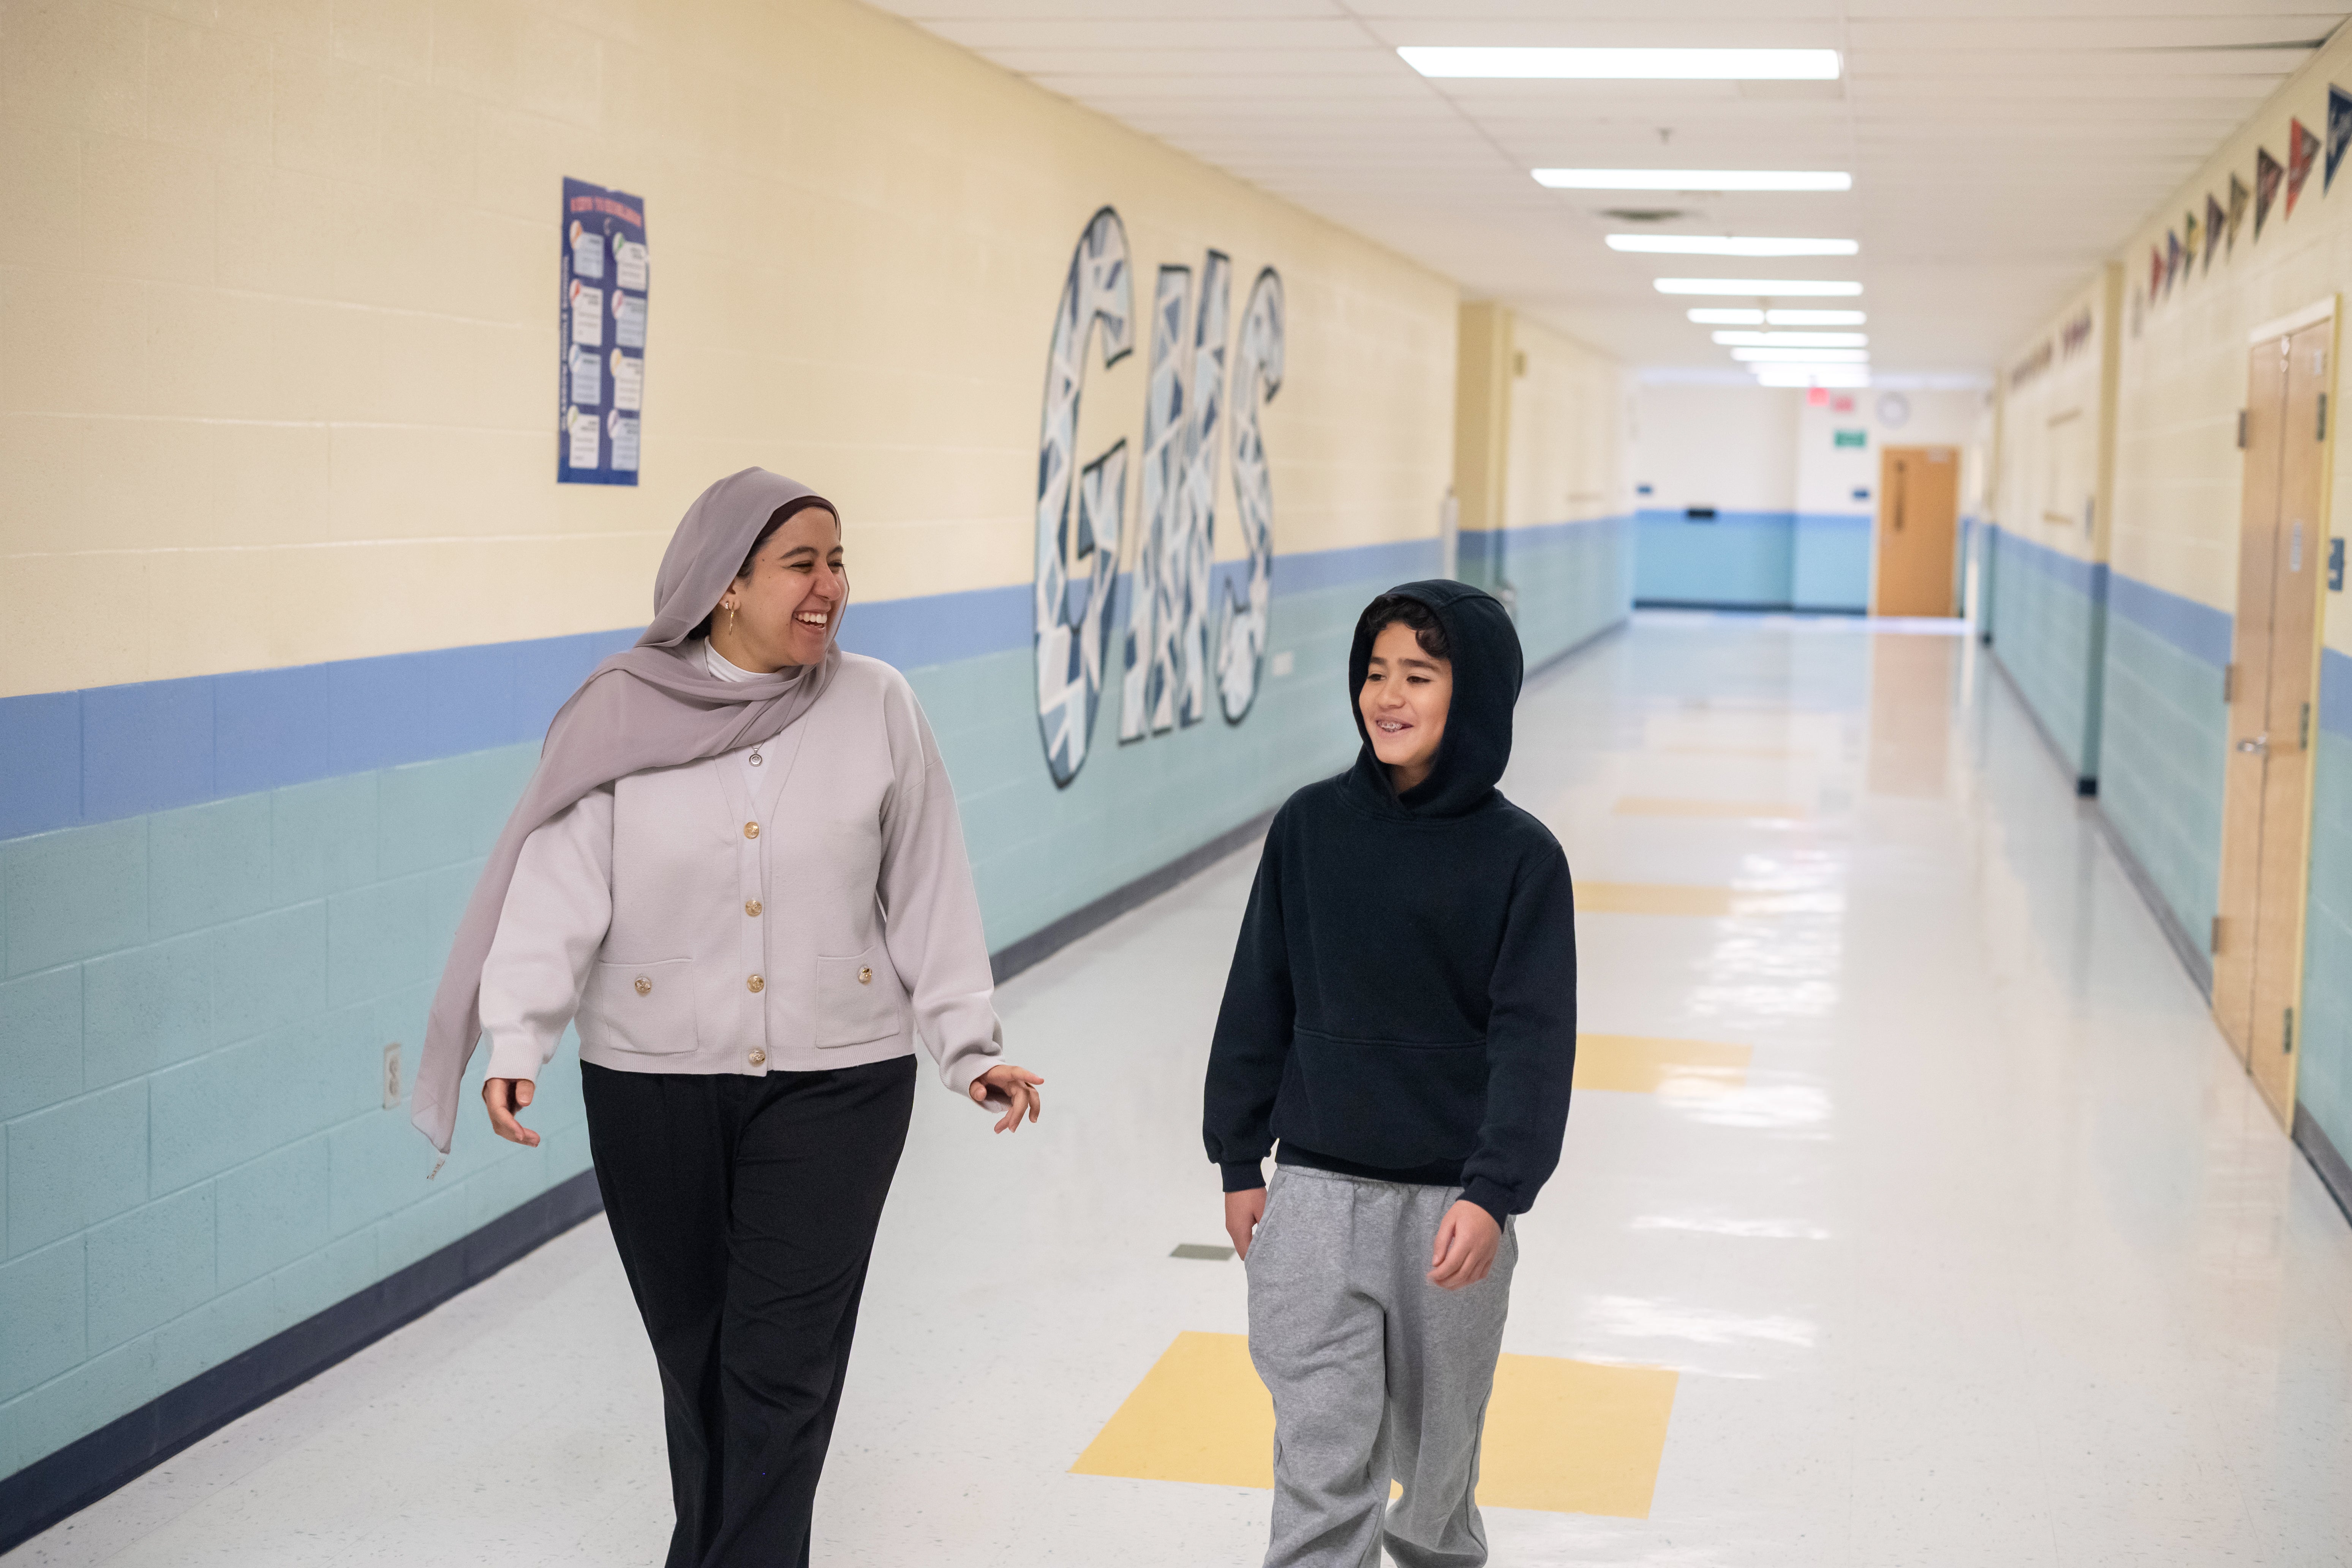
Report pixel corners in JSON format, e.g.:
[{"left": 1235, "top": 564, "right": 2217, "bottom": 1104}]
[
  {"left": 585, "top": 958, "right": 697, "bottom": 1055},
  {"left": 816, "top": 947, "right": 903, "bottom": 1048},
  {"left": 1285, "top": 1030, "right": 1487, "bottom": 1169}
]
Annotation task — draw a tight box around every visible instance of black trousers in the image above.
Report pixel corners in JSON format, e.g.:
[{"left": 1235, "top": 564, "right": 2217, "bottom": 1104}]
[{"left": 583, "top": 1054, "right": 917, "bottom": 1568}]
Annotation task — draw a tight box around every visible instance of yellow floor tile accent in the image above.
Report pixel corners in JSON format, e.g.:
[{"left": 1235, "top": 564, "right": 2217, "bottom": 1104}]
[
  {"left": 1071, "top": 1333, "right": 1678, "bottom": 1519},
  {"left": 1577, "top": 882, "right": 1738, "bottom": 917},
  {"left": 1071, "top": 1332, "right": 1274, "bottom": 1489},
  {"left": 1574, "top": 1034, "right": 1752, "bottom": 1096},
  {"left": 1613, "top": 796, "right": 1808, "bottom": 820},
  {"left": 1479, "top": 1353, "right": 1679, "bottom": 1517}
]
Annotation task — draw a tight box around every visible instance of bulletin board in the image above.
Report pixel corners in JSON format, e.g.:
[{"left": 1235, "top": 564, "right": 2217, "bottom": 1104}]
[{"left": 557, "top": 177, "right": 648, "bottom": 485}]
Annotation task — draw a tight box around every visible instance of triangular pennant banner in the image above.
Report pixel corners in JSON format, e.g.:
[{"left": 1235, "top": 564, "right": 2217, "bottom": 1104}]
[
  {"left": 2289, "top": 118, "right": 2321, "bottom": 215},
  {"left": 2256, "top": 147, "right": 2284, "bottom": 237},
  {"left": 2149, "top": 245, "right": 2164, "bottom": 299},
  {"left": 2165, "top": 229, "right": 2182, "bottom": 294},
  {"left": 2331, "top": 85, "right": 2352, "bottom": 192},
  {"left": 2205, "top": 194, "right": 2225, "bottom": 269},
  {"left": 2229, "top": 173, "right": 2249, "bottom": 251},
  {"left": 2184, "top": 209, "right": 2201, "bottom": 274}
]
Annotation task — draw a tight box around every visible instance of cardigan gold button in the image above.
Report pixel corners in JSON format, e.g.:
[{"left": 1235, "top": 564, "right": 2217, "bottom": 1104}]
[
  {"left": 748, "top": 1048, "right": 767, "bottom": 1067},
  {"left": 747, "top": 974, "right": 765, "bottom": 993},
  {"left": 745, "top": 899, "right": 762, "bottom": 917},
  {"left": 743, "top": 822, "right": 760, "bottom": 839},
  {"left": 858, "top": 966, "right": 873, "bottom": 985},
  {"left": 633, "top": 976, "right": 652, "bottom": 996}
]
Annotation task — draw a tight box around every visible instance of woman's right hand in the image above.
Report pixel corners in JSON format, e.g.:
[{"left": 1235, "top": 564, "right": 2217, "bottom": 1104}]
[
  {"left": 484, "top": 1077, "right": 540, "bottom": 1147},
  {"left": 1224, "top": 1187, "right": 1266, "bottom": 1260}
]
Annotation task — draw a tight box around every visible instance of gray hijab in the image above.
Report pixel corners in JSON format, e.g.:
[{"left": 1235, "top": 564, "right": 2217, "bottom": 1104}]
[{"left": 411, "top": 468, "right": 845, "bottom": 1154}]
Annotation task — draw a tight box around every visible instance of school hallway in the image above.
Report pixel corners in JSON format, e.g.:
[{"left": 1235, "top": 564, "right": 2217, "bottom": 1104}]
[{"left": 9, "top": 611, "right": 2347, "bottom": 1568}]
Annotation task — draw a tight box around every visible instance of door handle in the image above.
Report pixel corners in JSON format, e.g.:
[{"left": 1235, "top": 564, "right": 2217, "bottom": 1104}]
[{"left": 2237, "top": 734, "right": 2269, "bottom": 755}]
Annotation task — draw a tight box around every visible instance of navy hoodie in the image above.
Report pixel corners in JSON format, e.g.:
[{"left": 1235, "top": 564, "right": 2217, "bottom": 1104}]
[{"left": 1203, "top": 580, "right": 1577, "bottom": 1227}]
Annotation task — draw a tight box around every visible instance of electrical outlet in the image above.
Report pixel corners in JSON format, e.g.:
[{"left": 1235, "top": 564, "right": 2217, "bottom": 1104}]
[
  {"left": 383, "top": 1042, "right": 403, "bottom": 1110},
  {"left": 1270, "top": 650, "right": 1295, "bottom": 678}
]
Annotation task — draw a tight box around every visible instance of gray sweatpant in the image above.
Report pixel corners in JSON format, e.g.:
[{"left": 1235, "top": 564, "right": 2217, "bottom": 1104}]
[{"left": 1246, "top": 1164, "right": 1518, "bottom": 1568}]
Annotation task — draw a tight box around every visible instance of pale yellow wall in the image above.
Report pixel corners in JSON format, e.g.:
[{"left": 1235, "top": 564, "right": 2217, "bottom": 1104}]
[
  {"left": 1995, "top": 272, "right": 2116, "bottom": 565},
  {"left": 1451, "top": 301, "right": 1513, "bottom": 536},
  {"left": 0, "top": 0, "right": 1459, "bottom": 698},
  {"left": 1502, "top": 315, "right": 1628, "bottom": 529},
  {"left": 2086, "top": 27, "right": 2352, "bottom": 656}
]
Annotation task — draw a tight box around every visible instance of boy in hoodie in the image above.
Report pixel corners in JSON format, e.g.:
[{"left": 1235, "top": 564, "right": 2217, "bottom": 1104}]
[{"left": 1204, "top": 582, "right": 1577, "bottom": 1568}]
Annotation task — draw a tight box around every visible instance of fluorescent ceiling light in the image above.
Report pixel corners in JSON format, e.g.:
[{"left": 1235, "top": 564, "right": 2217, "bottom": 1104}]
[
  {"left": 1767, "top": 308, "right": 1865, "bottom": 326},
  {"left": 1402, "top": 47, "right": 1840, "bottom": 80},
  {"left": 1608, "top": 234, "right": 1857, "bottom": 256},
  {"left": 1755, "top": 367, "right": 1870, "bottom": 388},
  {"left": 1536, "top": 168, "right": 1851, "bottom": 192},
  {"left": 1656, "top": 278, "right": 1863, "bottom": 297},
  {"left": 1713, "top": 331, "right": 1868, "bottom": 347},
  {"left": 1688, "top": 308, "right": 1765, "bottom": 325},
  {"left": 1732, "top": 347, "right": 1869, "bottom": 363}
]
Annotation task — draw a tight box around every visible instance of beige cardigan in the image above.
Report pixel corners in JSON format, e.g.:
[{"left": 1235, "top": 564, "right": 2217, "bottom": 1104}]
[{"left": 478, "top": 649, "right": 1003, "bottom": 1097}]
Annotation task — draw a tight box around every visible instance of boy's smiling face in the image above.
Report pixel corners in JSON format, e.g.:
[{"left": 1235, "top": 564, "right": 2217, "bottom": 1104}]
[{"left": 1360, "top": 619, "right": 1454, "bottom": 793}]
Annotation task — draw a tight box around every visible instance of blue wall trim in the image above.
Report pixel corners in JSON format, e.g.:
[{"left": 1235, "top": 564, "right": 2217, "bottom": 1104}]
[
  {"left": 1992, "top": 524, "right": 2109, "bottom": 601},
  {"left": 2322, "top": 647, "right": 2352, "bottom": 740},
  {"left": 0, "top": 536, "right": 1455, "bottom": 845},
  {"left": 1455, "top": 514, "right": 1628, "bottom": 577},
  {"left": 2107, "top": 570, "right": 2233, "bottom": 671},
  {"left": 0, "top": 630, "right": 637, "bottom": 843}
]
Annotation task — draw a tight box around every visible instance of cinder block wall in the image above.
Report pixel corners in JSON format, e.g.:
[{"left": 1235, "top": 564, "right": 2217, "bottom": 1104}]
[
  {"left": 1988, "top": 27, "right": 2352, "bottom": 1172},
  {"left": 0, "top": 0, "right": 1541, "bottom": 1478}
]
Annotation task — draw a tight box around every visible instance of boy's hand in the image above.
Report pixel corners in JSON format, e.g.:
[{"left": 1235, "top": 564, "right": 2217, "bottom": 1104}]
[
  {"left": 1429, "top": 1200, "right": 1500, "bottom": 1290},
  {"left": 1225, "top": 1188, "right": 1267, "bottom": 1260}
]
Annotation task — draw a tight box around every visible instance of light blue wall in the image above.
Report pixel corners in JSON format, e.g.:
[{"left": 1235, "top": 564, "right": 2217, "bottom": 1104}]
[
  {"left": 2096, "top": 573, "right": 2230, "bottom": 954},
  {"left": 1790, "top": 514, "right": 1873, "bottom": 612},
  {"left": 0, "top": 743, "right": 588, "bottom": 1479},
  {"left": 1633, "top": 509, "right": 1872, "bottom": 611},
  {"left": 2299, "top": 653, "right": 2352, "bottom": 1169},
  {"left": 1633, "top": 509, "right": 1793, "bottom": 608},
  {"left": 1460, "top": 515, "right": 1636, "bottom": 668},
  {"left": 0, "top": 535, "right": 1630, "bottom": 1477},
  {"left": 1985, "top": 525, "right": 2108, "bottom": 781}
]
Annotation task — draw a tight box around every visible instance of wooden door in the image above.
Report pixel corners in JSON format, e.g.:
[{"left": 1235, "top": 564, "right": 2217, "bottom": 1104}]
[
  {"left": 2214, "top": 316, "right": 2333, "bottom": 1125},
  {"left": 1875, "top": 446, "right": 1961, "bottom": 616}
]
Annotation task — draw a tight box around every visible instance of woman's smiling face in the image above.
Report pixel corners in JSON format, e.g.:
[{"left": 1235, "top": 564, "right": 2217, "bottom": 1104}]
[
  {"left": 1359, "top": 618, "right": 1453, "bottom": 793},
  {"left": 713, "top": 507, "right": 844, "bottom": 671}
]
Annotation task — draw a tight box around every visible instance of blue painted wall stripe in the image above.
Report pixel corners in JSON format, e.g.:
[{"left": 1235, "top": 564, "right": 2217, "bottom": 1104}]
[
  {"left": 2322, "top": 647, "right": 2352, "bottom": 740},
  {"left": 1454, "top": 514, "right": 1628, "bottom": 577},
  {"left": 2107, "top": 571, "right": 2233, "bottom": 670},
  {"left": 1992, "top": 524, "right": 2109, "bottom": 601},
  {"left": 0, "top": 537, "right": 1455, "bottom": 844}
]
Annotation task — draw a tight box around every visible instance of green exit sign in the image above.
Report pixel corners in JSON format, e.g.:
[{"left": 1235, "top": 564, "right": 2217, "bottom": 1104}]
[{"left": 1834, "top": 429, "right": 1868, "bottom": 448}]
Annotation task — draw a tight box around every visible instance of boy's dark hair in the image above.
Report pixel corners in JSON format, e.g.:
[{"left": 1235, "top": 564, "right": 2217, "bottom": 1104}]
[{"left": 1358, "top": 594, "right": 1450, "bottom": 661}]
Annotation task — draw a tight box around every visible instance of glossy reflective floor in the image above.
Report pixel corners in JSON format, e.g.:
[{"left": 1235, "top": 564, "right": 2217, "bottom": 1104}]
[{"left": 13, "top": 614, "right": 2352, "bottom": 1567}]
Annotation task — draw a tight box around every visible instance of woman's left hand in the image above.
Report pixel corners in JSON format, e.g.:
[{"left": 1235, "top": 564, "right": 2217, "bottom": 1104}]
[{"left": 971, "top": 1063, "right": 1045, "bottom": 1133}]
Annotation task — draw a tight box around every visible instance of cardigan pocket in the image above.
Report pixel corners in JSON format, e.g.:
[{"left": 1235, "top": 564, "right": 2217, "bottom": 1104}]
[
  {"left": 815, "top": 946, "right": 903, "bottom": 1048},
  {"left": 583, "top": 958, "right": 698, "bottom": 1056}
]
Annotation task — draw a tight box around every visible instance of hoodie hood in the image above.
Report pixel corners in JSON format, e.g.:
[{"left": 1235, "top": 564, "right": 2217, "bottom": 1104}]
[{"left": 1345, "top": 579, "right": 1524, "bottom": 820}]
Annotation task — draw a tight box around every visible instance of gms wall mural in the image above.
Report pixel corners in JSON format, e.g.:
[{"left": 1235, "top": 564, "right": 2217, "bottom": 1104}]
[{"left": 1032, "top": 207, "right": 1285, "bottom": 786}]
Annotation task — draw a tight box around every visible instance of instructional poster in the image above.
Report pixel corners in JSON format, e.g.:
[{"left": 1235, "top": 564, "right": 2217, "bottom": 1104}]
[{"left": 558, "top": 177, "right": 648, "bottom": 485}]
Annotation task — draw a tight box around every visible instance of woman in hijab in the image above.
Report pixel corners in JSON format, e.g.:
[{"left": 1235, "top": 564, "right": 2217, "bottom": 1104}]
[{"left": 413, "top": 467, "right": 1041, "bottom": 1568}]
